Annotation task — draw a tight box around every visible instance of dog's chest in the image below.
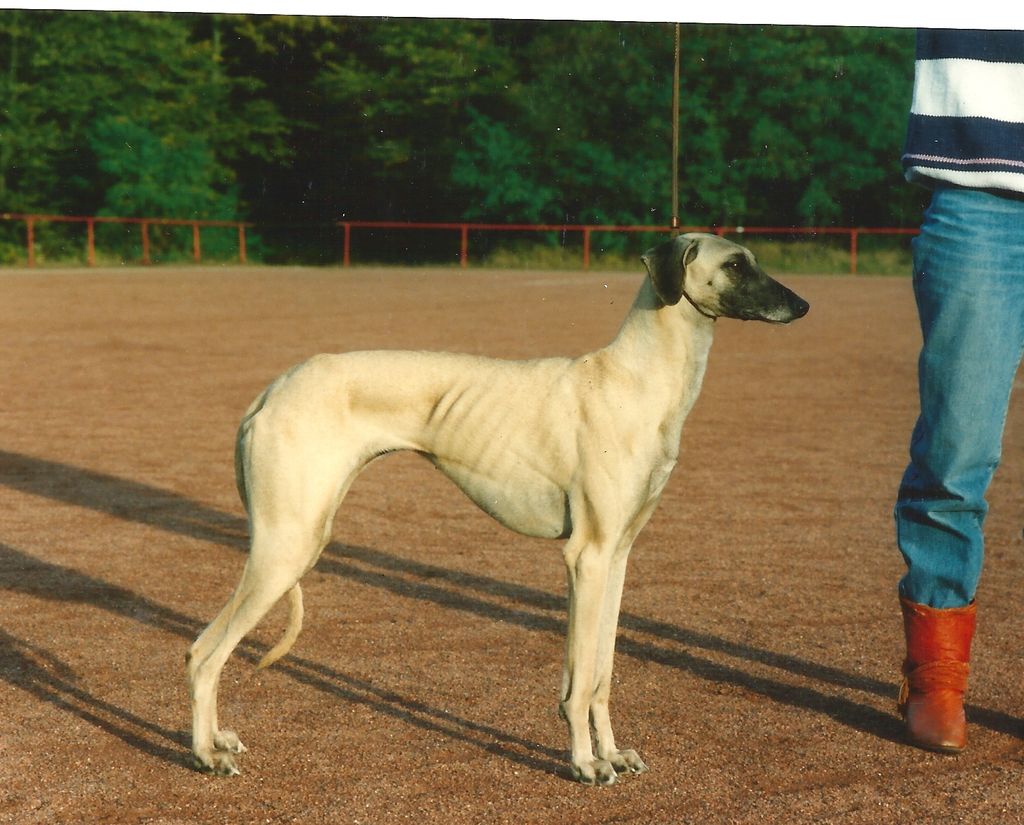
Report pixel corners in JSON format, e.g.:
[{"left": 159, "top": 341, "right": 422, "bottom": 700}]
[{"left": 429, "top": 453, "right": 571, "bottom": 539}]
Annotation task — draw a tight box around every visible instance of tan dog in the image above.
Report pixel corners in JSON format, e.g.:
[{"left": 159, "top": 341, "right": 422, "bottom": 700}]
[{"left": 187, "top": 233, "right": 809, "bottom": 785}]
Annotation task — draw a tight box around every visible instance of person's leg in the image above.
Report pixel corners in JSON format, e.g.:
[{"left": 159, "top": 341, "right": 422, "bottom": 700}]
[
  {"left": 894, "top": 185, "right": 1024, "bottom": 752},
  {"left": 896, "top": 186, "right": 1024, "bottom": 608}
]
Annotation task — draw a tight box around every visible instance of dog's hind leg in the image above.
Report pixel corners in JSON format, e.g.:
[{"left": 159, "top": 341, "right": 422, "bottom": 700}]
[
  {"left": 187, "top": 523, "right": 318, "bottom": 775},
  {"left": 188, "top": 412, "right": 365, "bottom": 775}
]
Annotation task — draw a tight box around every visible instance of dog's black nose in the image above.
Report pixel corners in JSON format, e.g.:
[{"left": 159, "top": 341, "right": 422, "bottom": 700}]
[{"left": 792, "top": 297, "right": 810, "bottom": 318}]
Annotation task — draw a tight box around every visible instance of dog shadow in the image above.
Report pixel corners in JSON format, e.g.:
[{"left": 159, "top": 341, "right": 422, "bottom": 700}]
[
  {"left": 0, "top": 625, "right": 190, "bottom": 765},
  {"left": 1, "top": 449, "right": 1019, "bottom": 769},
  {"left": 0, "top": 540, "right": 566, "bottom": 777}
]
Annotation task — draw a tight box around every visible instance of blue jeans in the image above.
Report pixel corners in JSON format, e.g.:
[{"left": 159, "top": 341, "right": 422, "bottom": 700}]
[{"left": 896, "top": 186, "right": 1024, "bottom": 609}]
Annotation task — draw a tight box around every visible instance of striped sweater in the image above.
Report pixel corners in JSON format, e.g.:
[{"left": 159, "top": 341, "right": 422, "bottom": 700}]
[{"left": 902, "top": 29, "right": 1024, "bottom": 194}]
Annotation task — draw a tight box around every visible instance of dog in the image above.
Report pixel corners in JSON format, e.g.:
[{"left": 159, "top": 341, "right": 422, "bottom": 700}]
[{"left": 186, "top": 232, "right": 809, "bottom": 785}]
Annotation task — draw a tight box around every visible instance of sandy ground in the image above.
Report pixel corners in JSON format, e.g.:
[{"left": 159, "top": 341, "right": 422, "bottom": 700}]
[{"left": 0, "top": 263, "right": 1021, "bottom": 824}]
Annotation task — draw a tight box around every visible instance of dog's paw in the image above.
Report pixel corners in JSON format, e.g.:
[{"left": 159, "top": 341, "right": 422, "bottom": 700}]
[
  {"left": 572, "top": 757, "right": 618, "bottom": 786},
  {"left": 192, "top": 731, "right": 246, "bottom": 776},
  {"left": 192, "top": 748, "right": 241, "bottom": 777},
  {"left": 213, "top": 730, "right": 247, "bottom": 754},
  {"left": 607, "top": 748, "right": 647, "bottom": 775}
]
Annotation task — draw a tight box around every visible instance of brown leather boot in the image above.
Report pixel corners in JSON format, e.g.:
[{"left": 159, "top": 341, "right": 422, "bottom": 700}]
[{"left": 897, "top": 596, "right": 976, "bottom": 753}]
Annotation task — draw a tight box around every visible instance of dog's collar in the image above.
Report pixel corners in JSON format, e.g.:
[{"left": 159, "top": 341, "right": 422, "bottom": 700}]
[{"left": 680, "top": 285, "right": 718, "bottom": 321}]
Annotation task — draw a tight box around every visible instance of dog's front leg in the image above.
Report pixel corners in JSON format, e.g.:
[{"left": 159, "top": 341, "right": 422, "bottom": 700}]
[
  {"left": 590, "top": 545, "right": 647, "bottom": 776},
  {"left": 560, "top": 530, "right": 618, "bottom": 785}
]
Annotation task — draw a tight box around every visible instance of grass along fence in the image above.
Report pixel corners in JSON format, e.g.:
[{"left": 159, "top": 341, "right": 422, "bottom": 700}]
[{"left": 0, "top": 213, "right": 918, "bottom": 274}]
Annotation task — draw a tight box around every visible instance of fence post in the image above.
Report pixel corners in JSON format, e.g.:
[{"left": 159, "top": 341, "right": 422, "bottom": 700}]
[
  {"left": 238, "top": 223, "right": 247, "bottom": 264},
  {"left": 460, "top": 224, "right": 468, "bottom": 268},
  {"left": 583, "top": 227, "right": 591, "bottom": 270},
  {"left": 87, "top": 218, "right": 96, "bottom": 267},
  {"left": 850, "top": 229, "right": 859, "bottom": 275},
  {"left": 342, "top": 222, "right": 351, "bottom": 267},
  {"left": 141, "top": 222, "right": 151, "bottom": 264},
  {"left": 192, "top": 222, "right": 201, "bottom": 263},
  {"left": 26, "top": 216, "right": 35, "bottom": 268}
]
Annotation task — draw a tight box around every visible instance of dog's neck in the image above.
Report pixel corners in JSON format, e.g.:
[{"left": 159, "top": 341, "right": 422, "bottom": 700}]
[
  {"left": 608, "top": 277, "right": 716, "bottom": 364},
  {"left": 597, "top": 277, "right": 716, "bottom": 448}
]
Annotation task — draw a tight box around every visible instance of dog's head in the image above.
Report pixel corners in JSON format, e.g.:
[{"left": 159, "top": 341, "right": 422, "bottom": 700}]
[{"left": 641, "top": 233, "right": 809, "bottom": 323}]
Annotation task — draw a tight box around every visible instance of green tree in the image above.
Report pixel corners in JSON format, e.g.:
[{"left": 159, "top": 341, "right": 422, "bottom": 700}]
[
  {"left": 0, "top": 12, "right": 926, "bottom": 266},
  {"left": 0, "top": 11, "right": 287, "bottom": 218},
  {"left": 89, "top": 115, "right": 239, "bottom": 218},
  {"left": 0, "top": 11, "right": 69, "bottom": 213},
  {"left": 315, "top": 17, "right": 516, "bottom": 221},
  {"left": 452, "top": 23, "right": 919, "bottom": 230},
  {"left": 215, "top": 16, "right": 518, "bottom": 260},
  {"left": 680, "top": 25, "right": 919, "bottom": 227},
  {"left": 452, "top": 22, "right": 675, "bottom": 231}
]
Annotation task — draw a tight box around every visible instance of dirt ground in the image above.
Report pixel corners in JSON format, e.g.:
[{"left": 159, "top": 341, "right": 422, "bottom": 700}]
[{"left": 0, "top": 262, "right": 1021, "bottom": 824}]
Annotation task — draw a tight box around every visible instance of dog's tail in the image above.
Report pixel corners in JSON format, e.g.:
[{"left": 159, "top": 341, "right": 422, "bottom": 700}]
[{"left": 256, "top": 584, "right": 304, "bottom": 670}]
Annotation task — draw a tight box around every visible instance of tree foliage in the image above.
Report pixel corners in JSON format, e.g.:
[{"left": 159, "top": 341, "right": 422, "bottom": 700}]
[{"left": 0, "top": 12, "right": 925, "bottom": 261}]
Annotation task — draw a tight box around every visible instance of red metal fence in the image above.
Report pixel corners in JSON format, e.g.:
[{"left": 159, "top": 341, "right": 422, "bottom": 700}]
[
  {"left": 339, "top": 221, "right": 918, "bottom": 275},
  {"left": 0, "top": 213, "right": 918, "bottom": 274},
  {"left": 0, "top": 213, "right": 249, "bottom": 267}
]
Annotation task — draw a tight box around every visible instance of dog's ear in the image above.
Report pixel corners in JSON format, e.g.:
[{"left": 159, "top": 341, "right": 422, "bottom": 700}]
[
  {"left": 683, "top": 237, "right": 700, "bottom": 269},
  {"left": 641, "top": 237, "right": 698, "bottom": 307}
]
